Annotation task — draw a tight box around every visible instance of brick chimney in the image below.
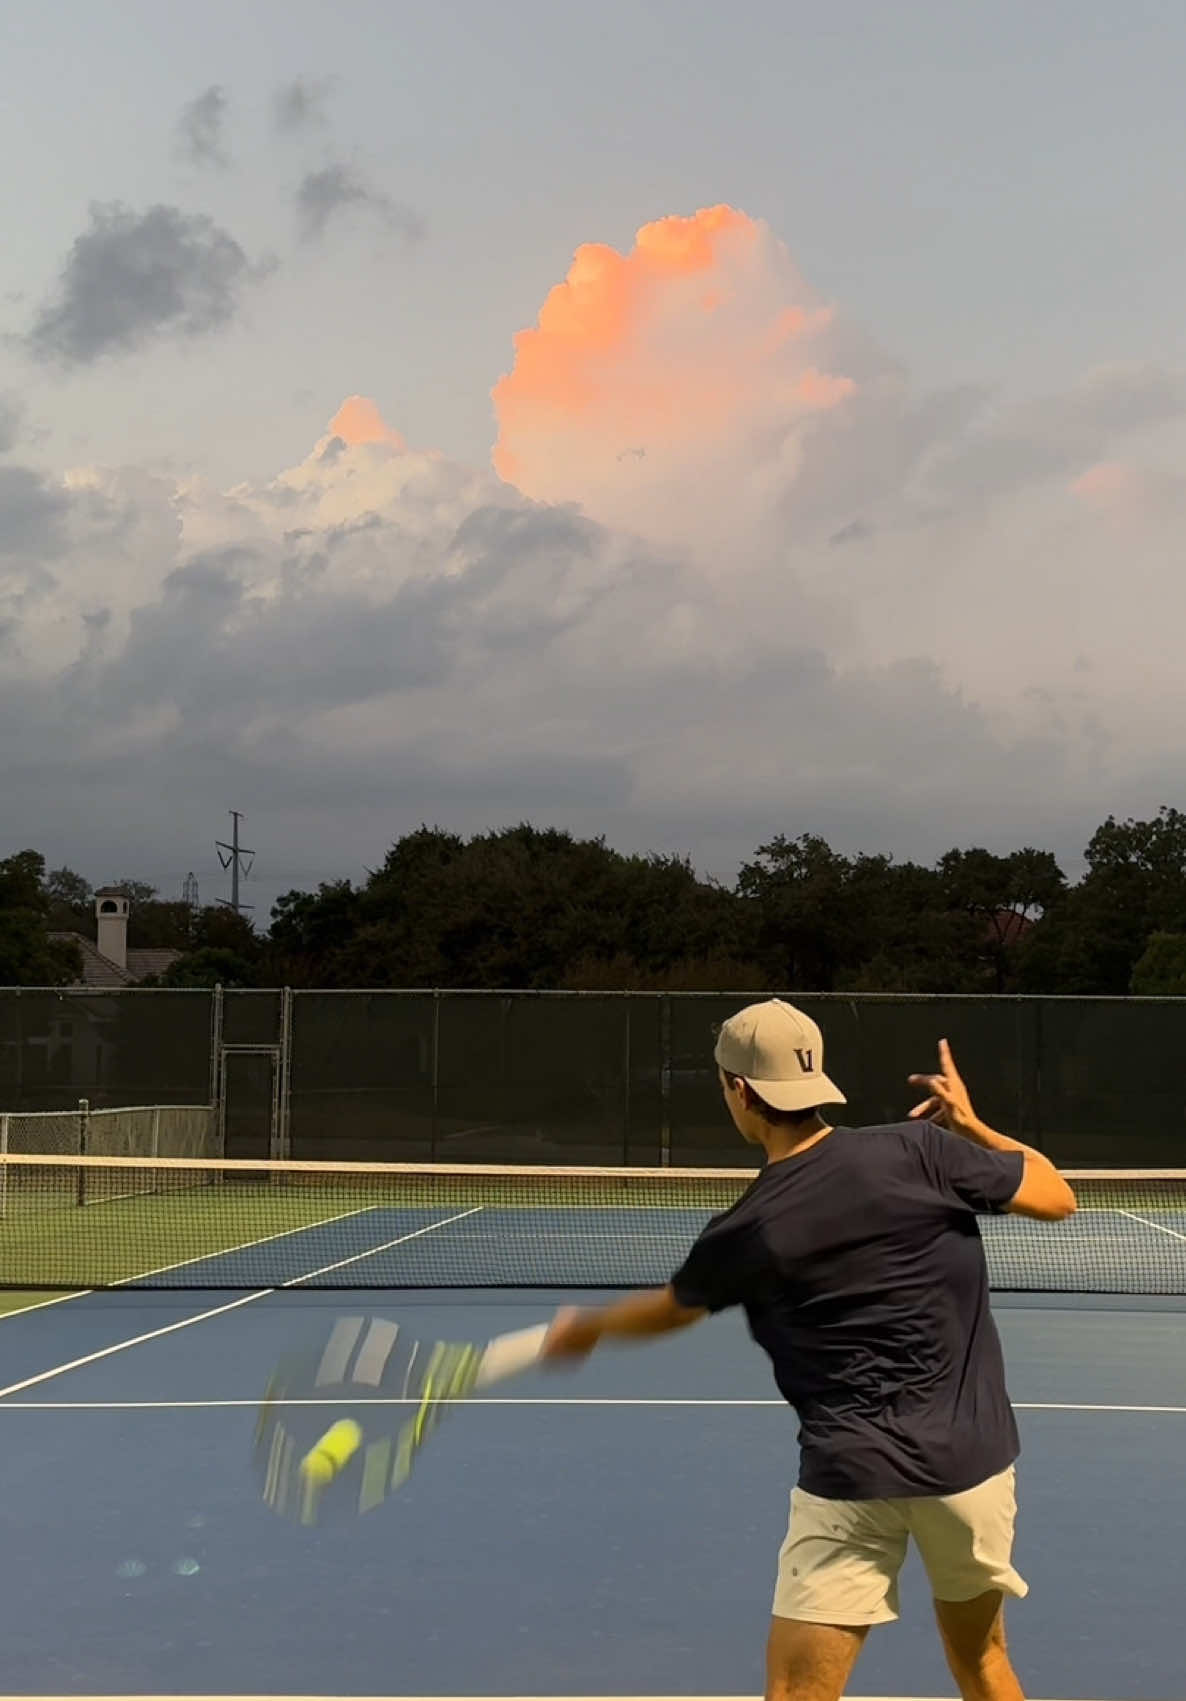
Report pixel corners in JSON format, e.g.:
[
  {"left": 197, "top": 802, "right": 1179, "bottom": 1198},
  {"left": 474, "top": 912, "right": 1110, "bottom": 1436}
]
[{"left": 95, "top": 886, "right": 130, "bottom": 971}]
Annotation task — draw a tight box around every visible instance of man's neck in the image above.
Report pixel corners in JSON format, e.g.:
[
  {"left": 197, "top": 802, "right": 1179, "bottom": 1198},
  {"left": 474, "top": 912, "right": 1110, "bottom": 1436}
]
[{"left": 763, "top": 1117, "right": 834, "bottom": 1164}]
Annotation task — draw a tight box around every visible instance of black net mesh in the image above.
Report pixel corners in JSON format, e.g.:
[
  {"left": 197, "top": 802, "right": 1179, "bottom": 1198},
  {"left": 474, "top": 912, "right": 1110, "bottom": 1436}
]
[{"left": 1, "top": 1154, "right": 1184, "bottom": 1295}]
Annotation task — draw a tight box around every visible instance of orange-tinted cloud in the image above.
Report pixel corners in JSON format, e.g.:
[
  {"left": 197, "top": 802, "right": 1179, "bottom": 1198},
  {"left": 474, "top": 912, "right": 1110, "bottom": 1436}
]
[
  {"left": 328, "top": 395, "right": 405, "bottom": 449},
  {"left": 1071, "top": 460, "right": 1143, "bottom": 509},
  {"left": 491, "top": 205, "right": 855, "bottom": 510}
]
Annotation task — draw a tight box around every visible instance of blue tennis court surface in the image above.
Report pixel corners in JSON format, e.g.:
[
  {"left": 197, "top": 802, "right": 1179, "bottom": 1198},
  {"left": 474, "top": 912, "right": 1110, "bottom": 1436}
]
[
  {"left": 78, "top": 1195, "right": 1186, "bottom": 1292},
  {"left": 0, "top": 1270, "right": 1182, "bottom": 1701}
]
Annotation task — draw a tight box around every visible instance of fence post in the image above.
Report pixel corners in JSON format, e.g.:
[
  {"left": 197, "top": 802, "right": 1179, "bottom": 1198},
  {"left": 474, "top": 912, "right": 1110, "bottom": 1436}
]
[
  {"left": 279, "top": 987, "right": 294, "bottom": 1160},
  {"left": 430, "top": 991, "right": 441, "bottom": 1162},
  {"left": 621, "top": 998, "right": 632, "bottom": 1165},
  {"left": 210, "top": 984, "right": 224, "bottom": 1139},
  {"left": 77, "top": 1097, "right": 90, "bottom": 1205},
  {"left": 659, "top": 995, "right": 671, "bottom": 1167},
  {"left": 1031, "top": 998, "right": 1044, "bottom": 1154}
]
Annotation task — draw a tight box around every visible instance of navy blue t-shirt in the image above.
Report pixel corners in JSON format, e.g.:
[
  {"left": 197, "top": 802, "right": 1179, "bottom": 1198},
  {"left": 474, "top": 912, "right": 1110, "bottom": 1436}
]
[{"left": 670, "top": 1122, "right": 1025, "bottom": 1500}]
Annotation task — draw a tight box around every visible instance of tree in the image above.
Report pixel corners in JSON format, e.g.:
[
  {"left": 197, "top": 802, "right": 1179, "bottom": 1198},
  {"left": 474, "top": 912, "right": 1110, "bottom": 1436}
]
[
  {"left": 269, "top": 880, "right": 363, "bottom": 985},
  {"left": 1130, "top": 932, "right": 1186, "bottom": 996},
  {"left": 113, "top": 879, "right": 159, "bottom": 906},
  {"left": 937, "top": 847, "right": 1065, "bottom": 991},
  {"left": 0, "top": 850, "right": 83, "bottom": 986},
  {"left": 159, "top": 947, "right": 258, "bottom": 988},
  {"left": 1018, "top": 808, "right": 1186, "bottom": 994},
  {"left": 126, "top": 900, "right": 195, "bottom": 950},
  {"left": 45, "top": 866, "right": 93, "bottom": 909},
  {"left": 267, "top": 824, "right": 755, "bottom": 990},
  {"left": 43, "top": 864, "right": 94, "bottom": 935},
  {"left": 734, "top": 834, "right": 982, "bottom": 992}
]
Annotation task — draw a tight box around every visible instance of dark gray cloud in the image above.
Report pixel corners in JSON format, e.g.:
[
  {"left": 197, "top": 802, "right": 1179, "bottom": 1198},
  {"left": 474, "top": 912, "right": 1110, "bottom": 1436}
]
[
  {"left": 27, "top": 203, "right": 260, "bottom": 365},
  {"left": 0, "top": 464, "right": 69, "bottom": 557},
  {"left": 274, "top": 75, "right": 336, "bottom": 132},
  {"left": 4, "top": 352, "right": 1186, "bottom": 921},
  {"left": 295, "top": 164, "right": 423, "bottom": 244},
  {"left": 0, "top": 393, "right": 22, "bottom": 454},
  {"left": 175, "top": 86, "right": 231, "bottom": 169},
  {"left": 924, "top": 365, "right": 1186, "bottom": 510}
]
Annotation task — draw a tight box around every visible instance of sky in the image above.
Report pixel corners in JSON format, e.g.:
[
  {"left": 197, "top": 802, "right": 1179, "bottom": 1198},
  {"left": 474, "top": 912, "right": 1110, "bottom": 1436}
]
[{"left": 2, "top": 0, "right": 1185, "bottom": 921}]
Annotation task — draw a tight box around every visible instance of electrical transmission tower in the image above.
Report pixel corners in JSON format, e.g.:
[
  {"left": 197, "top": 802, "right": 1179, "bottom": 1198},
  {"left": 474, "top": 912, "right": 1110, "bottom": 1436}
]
[
  {"left": 182, "top": 871, "right": 200, "bottom": 910},
  {"left": 215, "top": 811, "right": 255, "bottom": 915}
]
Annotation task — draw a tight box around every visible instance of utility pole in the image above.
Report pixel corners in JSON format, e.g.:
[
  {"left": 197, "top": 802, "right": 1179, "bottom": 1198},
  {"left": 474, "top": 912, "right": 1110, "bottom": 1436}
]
[{"left": 215, "top": 811, "right": 254, "bottom": 914}]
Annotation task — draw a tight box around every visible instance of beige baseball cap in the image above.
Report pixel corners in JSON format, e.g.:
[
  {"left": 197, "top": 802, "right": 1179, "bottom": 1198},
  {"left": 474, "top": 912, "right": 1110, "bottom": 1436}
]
[{"left": 713, "top": 999, "right": 846, "bottom": 1112}]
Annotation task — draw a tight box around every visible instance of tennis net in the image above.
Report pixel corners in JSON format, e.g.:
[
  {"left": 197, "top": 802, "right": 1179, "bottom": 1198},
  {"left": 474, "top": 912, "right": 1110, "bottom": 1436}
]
[{"left": 1, "top": 1154, "right": 1185, "bottom": 1294}]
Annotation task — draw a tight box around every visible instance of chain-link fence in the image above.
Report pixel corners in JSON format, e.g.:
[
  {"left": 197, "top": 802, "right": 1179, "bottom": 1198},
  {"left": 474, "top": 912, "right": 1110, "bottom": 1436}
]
[
  {"left": 1, "top": 987, "right": 1183, "bottom": 1166},
  {"left": 0, "top": 1102, "right": 219, "bottom": 1158}
]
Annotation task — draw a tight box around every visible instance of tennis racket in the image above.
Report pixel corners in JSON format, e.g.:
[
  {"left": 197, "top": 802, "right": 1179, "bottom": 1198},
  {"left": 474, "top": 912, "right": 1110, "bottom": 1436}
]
[{"left": 253, "top": 1314, "right": 549, "bottom": 1527}]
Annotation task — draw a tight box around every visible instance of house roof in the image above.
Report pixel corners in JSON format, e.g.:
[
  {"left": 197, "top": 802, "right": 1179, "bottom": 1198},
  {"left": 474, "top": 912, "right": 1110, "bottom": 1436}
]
[
  {"left": 126, "top": 948, "right": 183, "bottom": 981},
  {"left": 48, "top": 933, "right": 182, "bottom": 988}
]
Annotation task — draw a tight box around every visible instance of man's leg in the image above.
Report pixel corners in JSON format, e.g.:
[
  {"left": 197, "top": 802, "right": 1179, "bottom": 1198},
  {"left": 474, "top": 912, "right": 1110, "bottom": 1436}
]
[
  {"left": 908, "top": 1468, "right": 1028, "bottom": 1701},
  {"left": 767, "top": 1487, "right": 906, "bottom": 1701},
  {"left": 765, "top": 1617, "right": 867, "bottom": 1701},
  {"left": 933, "top": 1591, "right": 1025, "bottom": 1701}
]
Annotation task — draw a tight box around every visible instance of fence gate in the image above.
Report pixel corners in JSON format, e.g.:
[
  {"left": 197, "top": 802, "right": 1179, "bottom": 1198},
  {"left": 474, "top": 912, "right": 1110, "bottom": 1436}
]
[{"left": 218, "top": 1045, "right": 281, "bottom": 1160}]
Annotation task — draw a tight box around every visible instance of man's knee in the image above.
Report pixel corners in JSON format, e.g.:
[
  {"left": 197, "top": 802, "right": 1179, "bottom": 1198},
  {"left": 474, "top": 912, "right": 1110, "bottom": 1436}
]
[
  {"left": 933, "top": 1589, "right": 1010, "bottom": 1672},
  {"left": 765, "top": 1616, "right": 867, "bottom": 1701}
]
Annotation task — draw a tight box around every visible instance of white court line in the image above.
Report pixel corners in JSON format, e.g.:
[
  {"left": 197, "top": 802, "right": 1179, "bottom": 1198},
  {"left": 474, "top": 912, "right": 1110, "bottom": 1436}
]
[
  {"left": 1, "top": 1396, "right": 1184, "bottom": 1413},
  {"left": 118, "top": 1200, "right": 400, "bottom": 1285},
  {"left": 0, "top": 1208, "right": 484, "bottom": 1402},
  {"left": 0, "top": 1195, "right": 438, "bottom": 1323},
  {"left": 282, "top": 1207, "right": 481, "bottom": 1283},
  {"left": 0, "top": 1693, "right": 1117, "bottom": 1700},
  {"left": 0, "top": 1290, "right": 90, "bottom": 1318},
  {"left": 0, "top": 1291, "right": 272, "bottom": 1400},
  {"left": 1116, "top": 1205, "right": 1186, "bottom": 1244}
]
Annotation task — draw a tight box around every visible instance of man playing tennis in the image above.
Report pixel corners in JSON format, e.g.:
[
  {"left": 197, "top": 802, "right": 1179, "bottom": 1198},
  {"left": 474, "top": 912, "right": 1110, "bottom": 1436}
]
[{"left": 544, "top": 998, "right": 1076, "bottom": 1701}]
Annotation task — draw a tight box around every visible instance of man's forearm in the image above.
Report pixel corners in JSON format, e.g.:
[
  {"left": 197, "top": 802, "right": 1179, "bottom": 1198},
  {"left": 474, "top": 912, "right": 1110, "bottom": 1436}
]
[
  {"left": 557, "top": 1287, "right": 706, "bottom": 1354},
  {"left": 961, "top": 1114, "right": 1061, "bottom": 1173},
  {"left": 594, "top": 1287, "right": 706, "bottom": 1339}
]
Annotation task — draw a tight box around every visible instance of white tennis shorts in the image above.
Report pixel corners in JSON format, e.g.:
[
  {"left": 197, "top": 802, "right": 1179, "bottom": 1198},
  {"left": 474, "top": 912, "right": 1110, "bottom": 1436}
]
[{"left": 772, "top": 1465, "right": 1028, "bottom": 1626}]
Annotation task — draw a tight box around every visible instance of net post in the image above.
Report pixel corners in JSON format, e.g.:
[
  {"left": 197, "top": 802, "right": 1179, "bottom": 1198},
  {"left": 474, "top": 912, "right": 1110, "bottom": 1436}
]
[{"left": 0, "top": 1112, "right": 8, "bottom": 1221}]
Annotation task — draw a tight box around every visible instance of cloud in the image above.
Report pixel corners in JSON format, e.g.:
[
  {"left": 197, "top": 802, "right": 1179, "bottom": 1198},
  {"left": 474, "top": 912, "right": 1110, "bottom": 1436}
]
[
  {"left": 274, "top": 75, "right": 336, "bottom": 132},
  {"left": 0, "top": 463, "right": 70, "bottom": 559},
  {"left": 26, "top": 203, "right": 264, "bottom": 365},
  {"left": 3, "top": 383, "right": 1182, "bottom": 907},
  {"left": 175, "top": 86, "right": 231, "bottom": 169},
  {"left": 0, "top": 393, "right": 22, "bottom": 454},
  {"left": 295, "top": 163, "right": 423, "bottom": 244},
  {"left": 491, "top": 205, "right": 884, "bottom": 562},
  {"left": 322, "top": 395, "right": 406, "bottom": 450},
  {"left": 6, "top": 208, "right": 1186, "bottom": 911}
]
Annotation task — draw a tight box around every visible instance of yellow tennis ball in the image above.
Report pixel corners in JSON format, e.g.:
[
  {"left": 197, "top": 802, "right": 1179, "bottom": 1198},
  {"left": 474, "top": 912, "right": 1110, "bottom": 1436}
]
[{"left": 299, "top": 1418, "right": 362, "bottom": 1484}]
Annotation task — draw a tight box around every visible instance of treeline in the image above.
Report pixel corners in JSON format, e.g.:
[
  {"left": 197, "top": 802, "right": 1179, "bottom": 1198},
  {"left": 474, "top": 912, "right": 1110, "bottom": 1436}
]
[{"left": 6, "top": 809, "right": 1186, "bottom": 995}]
